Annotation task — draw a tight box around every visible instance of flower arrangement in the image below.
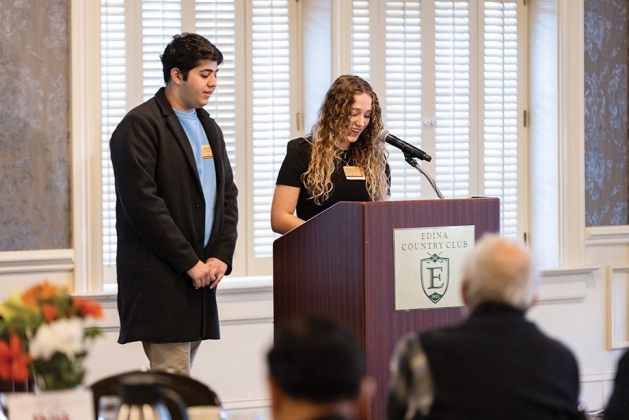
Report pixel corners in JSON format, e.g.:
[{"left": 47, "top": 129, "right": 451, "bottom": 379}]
[{"left": 0, "top": 281, "right": 103, "bottom": 391}]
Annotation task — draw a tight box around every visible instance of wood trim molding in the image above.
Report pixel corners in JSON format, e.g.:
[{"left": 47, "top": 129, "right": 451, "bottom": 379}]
[
  {"left": 0, "top": 250, "right": 74, "bottom": 274},
  {"left": 580, "top": 371, "right": 618, "bottom": 383},
  {"left": 537, "top": 266, "right": 599, "bottom": 303},
  {"left": 0, "top": 259, "right": 597, "bottom": 306},
  {"left": 606, "top": 265, "right": 629, "bottom": 350},
  {"left": 83, "top": 277, "right": 274, "bottom": 333},
  {"left": 93, "top": 315, "right": 275, "bottom": 334},
  {"left": 557, "top": 0, "right": 585, "bottom": 266},
  {"left": 585, "top": 226, "right": 629, "bottom": 245},
  {"left": 70, "top": 0, "right": 103, "bottom": 293},
  {"left": 217, "top": 275, "right": 273, "bottom": 294},
  {"left": 221, "top": 397, "right": 271, "bottom": 411},
  {"left": 330, "top": 0, "right": 352, "bottom": 78}
]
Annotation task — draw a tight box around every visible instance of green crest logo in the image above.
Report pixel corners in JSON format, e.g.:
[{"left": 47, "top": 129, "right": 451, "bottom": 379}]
[{"left": 420, "top": 253, "right": 450, "bottom": 304}]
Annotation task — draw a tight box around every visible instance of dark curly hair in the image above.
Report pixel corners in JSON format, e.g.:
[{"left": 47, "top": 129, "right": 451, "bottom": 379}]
[{"left": 160, "top": 33, "right": 223, "bottom": 83}]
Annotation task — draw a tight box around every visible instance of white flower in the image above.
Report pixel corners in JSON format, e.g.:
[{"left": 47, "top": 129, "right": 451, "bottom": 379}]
[{"left": 29, "top": 318, "right": 85, "bottom": 360}]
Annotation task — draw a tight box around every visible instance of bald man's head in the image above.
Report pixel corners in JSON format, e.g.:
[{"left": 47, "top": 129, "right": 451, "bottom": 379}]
[{"left": 461, "top": 234, "right": 538, "bottom": 311}]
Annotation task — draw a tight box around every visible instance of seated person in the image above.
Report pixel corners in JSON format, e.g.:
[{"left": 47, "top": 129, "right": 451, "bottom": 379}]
[
  {"left": 267, "top": 315, "right": 375, "bottom": 420},
  {"left": 604, "top": 349, "right": 629, "bottom": 419},
  {"left": 387, "top": 233, "right": 581, "bottom": 420}
]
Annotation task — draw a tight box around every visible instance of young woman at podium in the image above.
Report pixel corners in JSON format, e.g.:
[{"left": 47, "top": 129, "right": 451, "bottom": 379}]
[{"left": 271, "top": 75, "right": 390, "bottom": 234}]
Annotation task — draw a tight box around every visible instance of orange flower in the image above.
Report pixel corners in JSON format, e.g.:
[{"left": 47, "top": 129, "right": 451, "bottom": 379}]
[
  {"left": 0, "top": 334, "right": 33, "bottom": 382},
  {"left": 21, "top": 281, "right": 63, "bottom": 309},
  {"left": 42, "top": 303, "right": 58, "bottom": 323},
  {"left": 73, "top": 297, "right": 103, "bottom": 319}
]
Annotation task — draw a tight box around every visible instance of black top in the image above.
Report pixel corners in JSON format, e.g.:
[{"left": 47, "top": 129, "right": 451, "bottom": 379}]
[{"left": 276, "top": 137, "right": 390, "bottom": 221}]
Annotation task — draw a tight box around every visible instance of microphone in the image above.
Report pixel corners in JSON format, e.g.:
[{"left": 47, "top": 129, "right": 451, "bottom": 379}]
[{"left": 377, "top": 129, "right": 432, "bottom": 162}]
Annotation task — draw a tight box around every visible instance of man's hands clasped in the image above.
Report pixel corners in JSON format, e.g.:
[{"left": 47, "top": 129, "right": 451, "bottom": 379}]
[{"left": 186, "top": 258, "right": 228, "bottom": 290}]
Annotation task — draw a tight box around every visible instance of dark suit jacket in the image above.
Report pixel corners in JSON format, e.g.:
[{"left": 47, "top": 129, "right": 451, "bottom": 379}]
[
  {"left": 110, "top": 88, "right": 238, "bottom": 343},
  {"left": 388, "top": 303, "right": 580, "bottom": 420},
  {"left": 605, "top": 350, "right": 629, "bottom": 419}
]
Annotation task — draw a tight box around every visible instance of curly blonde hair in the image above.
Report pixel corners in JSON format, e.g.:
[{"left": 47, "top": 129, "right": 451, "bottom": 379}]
[{"left": 303, "top": 75, "right": 388, "bottom": 205}]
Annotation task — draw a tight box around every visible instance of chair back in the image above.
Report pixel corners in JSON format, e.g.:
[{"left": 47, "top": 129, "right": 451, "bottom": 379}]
[{"left": 90, "top": 370, "right": 221, "bottom": 420}]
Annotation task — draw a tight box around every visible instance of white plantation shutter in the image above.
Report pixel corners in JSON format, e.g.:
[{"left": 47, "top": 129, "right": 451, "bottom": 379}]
[
  {"left": 483, "top": 1, "right": 518, "bottom": 237},
  {"left": 351, "top": 0, "right": 371, "bottom": 79},
  {"left": 195, "top": 0, "right": 237, "bottom": 167},
  {"left": 251, "top": 0, "right": 291, "bottom": 258},
  {"left": 142, "top": 0, "right": 181, "bottom": 100},
  {"left": 357, "top": 0, "right": 523, "bottom": 236},
  {"left": 101, "top": 0, "right": 292, "bottom": 280},
  {"left": 101, "top": 0, "right": 127, "bottom": 268},
  {"left": 434, "top": 1, "right": 470, "bottom": 198},
  {"left": 98, "top": 0, "right": 522, "bottom": 284},
  {"left": 384, "top": 1, "right": 423, "bottom": 199}
]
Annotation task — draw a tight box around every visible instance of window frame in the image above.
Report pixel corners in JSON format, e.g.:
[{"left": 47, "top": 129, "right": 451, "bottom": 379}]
[
  {"left": 352, "top": 0, "right": 529, "bottom": 238},
  {"left": 70, "top": 0, "right": 586, "bottom": 294},
  {"left": 71, "top": 0, "right": 104, "bottom": 292},
  {"left": 73, "top": 0, "right": 304, "bottom": 292}
]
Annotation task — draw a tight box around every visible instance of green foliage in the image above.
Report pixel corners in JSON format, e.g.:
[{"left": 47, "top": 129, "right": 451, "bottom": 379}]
[
  {"left": 83, "top": 326, "right": 103, "bottom": 340},
  {"left": 32, "top": 352, "right": 86, "bottom": 391},
  {"left": 0, "top": 301, "right": 42, "bottom": 337}
]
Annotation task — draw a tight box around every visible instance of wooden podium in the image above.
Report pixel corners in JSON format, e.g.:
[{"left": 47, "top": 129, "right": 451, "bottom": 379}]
[{"left": 272, "top": 198, "right": 500, "bottom": 417}]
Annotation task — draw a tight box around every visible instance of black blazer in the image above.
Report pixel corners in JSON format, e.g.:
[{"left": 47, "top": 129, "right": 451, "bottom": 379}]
[
  {"left": 422, "top": 303, "right": 580, "bottom": 420},
  {"left": 388, "top": 303, "right": 580, "bottom": 420},
  {"left": 110, "top": 88, "right": 238, "bottom": 343}
]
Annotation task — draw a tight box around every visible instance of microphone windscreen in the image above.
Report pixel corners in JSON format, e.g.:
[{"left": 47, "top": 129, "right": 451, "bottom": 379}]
[{"left": 377, "top": 129, "right": 390, "bottom": 143}]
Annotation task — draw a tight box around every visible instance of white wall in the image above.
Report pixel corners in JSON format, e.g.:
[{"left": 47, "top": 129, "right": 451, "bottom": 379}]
[
  {"left": 4, "top": 261, "right": 612, "bottom": 417},
  {"left": 529, "top": 260, "right": 619, "bottom": 411},
  {"left": 82, "top": 277, "right": 275, "bottom": 419},
  {"left": 524, "top": 228, "right": 629, "bottom": 411},
  {"left": 85, "top": 277, "right": 273, "bottom": 420},
  {"left": 2, "top": 245, "right": 626, "bottom": 415},
  {"left": 0, "top": 259, "right": 274, "bottom": 419}
]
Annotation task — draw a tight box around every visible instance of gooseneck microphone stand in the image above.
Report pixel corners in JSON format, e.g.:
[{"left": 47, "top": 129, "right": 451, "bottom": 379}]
[{"left": 403, "top": 151, "right": 444, "bottom": 199}]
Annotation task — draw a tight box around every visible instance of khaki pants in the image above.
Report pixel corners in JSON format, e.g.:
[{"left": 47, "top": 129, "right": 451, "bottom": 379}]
[{"left": 142, "top": 341, "right": 202, "bottom": 376}]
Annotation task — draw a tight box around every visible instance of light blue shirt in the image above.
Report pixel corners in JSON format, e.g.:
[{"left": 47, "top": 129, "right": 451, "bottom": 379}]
[{"left": 174, "top": 108, "right": 217, "bottom": 247}]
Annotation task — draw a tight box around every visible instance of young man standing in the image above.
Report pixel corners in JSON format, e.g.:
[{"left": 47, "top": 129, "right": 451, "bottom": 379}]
[{"left": 110, "top": 33, "right": 238, "bottom": 375}]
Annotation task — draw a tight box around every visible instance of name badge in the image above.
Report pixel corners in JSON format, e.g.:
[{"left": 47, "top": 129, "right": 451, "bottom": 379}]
[
  {"left": 201, "top": 144, "right": 214, "bottom": 160},
  {"left": 343, "top": 166, "right": 365, "bottom": 180}
]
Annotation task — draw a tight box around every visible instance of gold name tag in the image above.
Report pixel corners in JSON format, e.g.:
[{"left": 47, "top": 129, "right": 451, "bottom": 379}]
[
  {"left": 201, "top": 144, "right": 214, "bottom": 160},
  {"left": 343, "top": 166, "right": 365, "bottom": 180}
]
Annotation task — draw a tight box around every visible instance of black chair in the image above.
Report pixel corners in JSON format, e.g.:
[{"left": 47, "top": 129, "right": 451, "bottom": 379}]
[
  {"left": 0, "top": 378, "right": 31, "bottom": 393},
  {"left": 89, "top": 370, "right": 221, "bottom": 420}
]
